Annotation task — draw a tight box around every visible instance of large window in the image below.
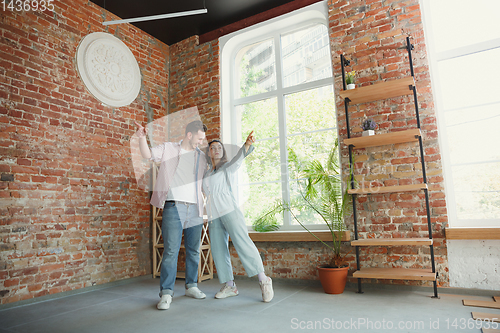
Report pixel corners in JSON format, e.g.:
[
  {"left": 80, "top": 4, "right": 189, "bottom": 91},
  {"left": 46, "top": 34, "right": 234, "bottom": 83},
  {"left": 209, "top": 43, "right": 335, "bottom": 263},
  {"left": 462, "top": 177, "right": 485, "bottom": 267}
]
[
  {"left": 421, "top": 0, "right": 500, "bottom": 227},
  {"left": 220, "top": 2, "right": 337, "bottom": 230}
]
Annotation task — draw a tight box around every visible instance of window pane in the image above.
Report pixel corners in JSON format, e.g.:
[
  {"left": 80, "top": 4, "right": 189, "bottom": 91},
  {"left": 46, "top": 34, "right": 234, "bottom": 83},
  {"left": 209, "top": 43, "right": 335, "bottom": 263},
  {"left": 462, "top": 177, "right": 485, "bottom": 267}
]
[
  {"left": 281, "top": 24, "right": 332, "bottom": 88},
  {"left": 236, "top": 39, "right": 276, "bottom": 98},
  {"left": 452, "top": 162, "right": 500, "bottom": 220},
  {"left": 289, "top": 180, "right": 324, "bottom": 226},
  {"left": 285, "top": 85, "right": 336, "bottom": 135},
  {"left": 438, "top": 48, "right": 500, "bottom": 111},
  {"left": 285, "top": 85, "right": 338, "bottom": 226},
  {"left": 427, "top": 0, "right": 500, "bottom": 53},
  {"left": 239, "top": 182, "right": 283, "bottom": 227},
  {"left": 287, "top": 130, "right": 337, "bottom": 177},
  {"left": 444, "top": 104, "right": 500, "bottom": 166},
  {"left": 238, "top": 97, "right": 278, "bottom": 142},
  {"left": 242, "top": 138, "right": 281, "bottom": 184}
]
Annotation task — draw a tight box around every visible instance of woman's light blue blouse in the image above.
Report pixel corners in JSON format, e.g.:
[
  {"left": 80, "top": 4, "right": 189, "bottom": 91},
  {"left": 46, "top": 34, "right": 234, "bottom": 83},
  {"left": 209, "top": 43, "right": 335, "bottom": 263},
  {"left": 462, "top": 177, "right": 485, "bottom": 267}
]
[{"left": 203, "top": 145, "right": 254, "bottom": 220}]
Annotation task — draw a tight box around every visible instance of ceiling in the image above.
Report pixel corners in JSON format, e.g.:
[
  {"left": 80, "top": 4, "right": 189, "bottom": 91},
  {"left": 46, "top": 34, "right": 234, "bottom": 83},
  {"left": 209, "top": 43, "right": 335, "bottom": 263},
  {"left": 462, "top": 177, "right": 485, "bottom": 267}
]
[{"left": 90, "top": 0, "right": 298, "bottom": 45}]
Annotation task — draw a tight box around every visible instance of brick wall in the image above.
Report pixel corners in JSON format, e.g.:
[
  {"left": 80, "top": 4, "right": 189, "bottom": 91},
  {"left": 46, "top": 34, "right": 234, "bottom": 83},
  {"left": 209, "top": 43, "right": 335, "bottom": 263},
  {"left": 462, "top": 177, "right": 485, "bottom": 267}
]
[
  {"left": 0, "top": 0, "right": 170, "bottom": 304},
  {"left": 227, "top": 0, "right": 449, "bottom": 287},
  {"left": 169, "top": 36, "right": 220, "bottom": 141}
]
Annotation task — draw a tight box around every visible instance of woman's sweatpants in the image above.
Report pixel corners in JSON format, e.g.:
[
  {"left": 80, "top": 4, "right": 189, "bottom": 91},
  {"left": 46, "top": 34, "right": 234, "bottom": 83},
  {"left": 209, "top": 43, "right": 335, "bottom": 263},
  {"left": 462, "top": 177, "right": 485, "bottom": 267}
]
[{"left": 209, "top": 209, "right": 264, "bottom": 284}]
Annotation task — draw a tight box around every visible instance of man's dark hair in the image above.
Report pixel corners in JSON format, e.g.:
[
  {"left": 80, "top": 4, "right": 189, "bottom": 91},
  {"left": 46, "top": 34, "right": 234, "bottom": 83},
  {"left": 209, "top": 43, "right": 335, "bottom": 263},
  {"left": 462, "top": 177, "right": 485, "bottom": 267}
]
[{"left": 185, "top": 120, "right": 207, "bottom": 136}]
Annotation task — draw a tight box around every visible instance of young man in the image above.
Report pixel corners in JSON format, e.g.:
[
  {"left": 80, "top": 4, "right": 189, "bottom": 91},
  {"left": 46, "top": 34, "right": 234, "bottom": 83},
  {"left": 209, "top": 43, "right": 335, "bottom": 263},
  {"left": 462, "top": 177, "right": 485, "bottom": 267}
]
[{"left": 135, "top": 120, "right": 208, "bottom": 310}]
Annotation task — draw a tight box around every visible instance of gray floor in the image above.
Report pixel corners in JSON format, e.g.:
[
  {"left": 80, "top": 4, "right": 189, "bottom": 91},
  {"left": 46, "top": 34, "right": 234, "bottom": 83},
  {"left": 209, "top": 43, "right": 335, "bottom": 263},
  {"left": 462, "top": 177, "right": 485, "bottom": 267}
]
[{"left": 1, "top": 276, "right": 499, "bottom": 333}]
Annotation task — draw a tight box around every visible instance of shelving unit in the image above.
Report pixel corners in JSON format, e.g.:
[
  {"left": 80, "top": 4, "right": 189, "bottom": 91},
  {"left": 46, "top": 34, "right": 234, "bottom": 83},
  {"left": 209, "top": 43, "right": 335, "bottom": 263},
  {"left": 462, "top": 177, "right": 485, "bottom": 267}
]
[
  {"left": 340, "top": 37, "right": 438, "bottom": 298},
  {"left": 152, "top": 162, "right": 213, "bottom": 282}
]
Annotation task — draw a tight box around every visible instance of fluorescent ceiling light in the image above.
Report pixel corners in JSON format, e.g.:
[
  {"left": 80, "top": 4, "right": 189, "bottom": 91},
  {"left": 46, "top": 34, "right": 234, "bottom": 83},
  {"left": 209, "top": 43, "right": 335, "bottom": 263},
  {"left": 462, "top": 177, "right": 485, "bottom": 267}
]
[{"left": 103, "top": 8, "right": 208, "bottom": 26}]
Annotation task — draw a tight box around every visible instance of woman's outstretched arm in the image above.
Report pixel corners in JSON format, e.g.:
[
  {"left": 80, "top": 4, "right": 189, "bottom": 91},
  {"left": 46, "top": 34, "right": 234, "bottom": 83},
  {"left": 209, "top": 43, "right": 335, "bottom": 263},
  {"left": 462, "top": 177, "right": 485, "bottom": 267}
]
[{"left": 225, "top": 131, "right": 255, "bottom": 174}]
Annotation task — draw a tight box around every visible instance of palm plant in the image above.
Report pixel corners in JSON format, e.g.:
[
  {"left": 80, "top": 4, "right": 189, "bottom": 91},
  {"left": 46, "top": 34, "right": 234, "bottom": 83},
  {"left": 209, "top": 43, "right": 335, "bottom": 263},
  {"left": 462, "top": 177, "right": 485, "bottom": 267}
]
[{"left": 255, "top": 139, "right": 353, "bottom": 268}]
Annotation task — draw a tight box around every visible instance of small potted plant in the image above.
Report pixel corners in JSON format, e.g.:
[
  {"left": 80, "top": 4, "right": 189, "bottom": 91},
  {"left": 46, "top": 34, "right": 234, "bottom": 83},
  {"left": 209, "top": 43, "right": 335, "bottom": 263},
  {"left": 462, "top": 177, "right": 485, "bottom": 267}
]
[
  {"left": 345, "top": 70, "right": 356, "bottom": 90},
  {"left": 362, "top": 118, "right": 376, "bottom": 136}
]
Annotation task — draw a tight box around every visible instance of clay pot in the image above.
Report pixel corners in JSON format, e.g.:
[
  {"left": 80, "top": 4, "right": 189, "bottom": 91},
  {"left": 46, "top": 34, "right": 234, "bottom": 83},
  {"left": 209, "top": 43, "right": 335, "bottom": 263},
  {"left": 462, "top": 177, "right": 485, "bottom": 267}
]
[{"left": 317, "top": 266, "right": 349, "bottom": 294}]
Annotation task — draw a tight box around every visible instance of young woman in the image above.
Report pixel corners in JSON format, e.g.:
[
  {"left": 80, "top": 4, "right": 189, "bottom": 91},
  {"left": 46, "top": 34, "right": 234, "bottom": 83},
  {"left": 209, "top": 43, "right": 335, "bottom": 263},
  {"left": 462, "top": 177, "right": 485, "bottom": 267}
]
[{"left": 202, "top": 132, "right": 273, "bottom": 302}]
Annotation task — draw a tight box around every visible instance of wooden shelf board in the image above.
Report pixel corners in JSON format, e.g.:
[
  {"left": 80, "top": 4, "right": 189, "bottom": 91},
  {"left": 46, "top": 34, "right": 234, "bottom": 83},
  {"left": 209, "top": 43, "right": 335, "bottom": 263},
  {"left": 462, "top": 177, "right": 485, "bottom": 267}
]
[
  {"left": 199, "top": 274, "right": 213, "bottom": 282},
  {"left": 348, "top": 183, "right": 427, "bottom": 195},
  {"left": 351, "top": 238, "right": 432, "bottom": 246},
  {"left": 339, "top": 76, "right": 415, "bottom": 104},
  {"left": 344, "top": 129, "right": 421, "bottom": 149},
  {"left": 472, "top": 312, "right": 500, "bottom": 323},
  {"left": 353, "top": 268, "right": 436, "bottom": 281},
  {"left": 463, "top": 299, "right": 500, "bottom": 310},
  {"left": 248, "top": 230, "right": 350, "bottom": 242},
  {"left": 446, "top": 228, "right": 500, "bottom": 240},
  {"left": 174, "top": 270, "right": 212, "bottom": 281}
]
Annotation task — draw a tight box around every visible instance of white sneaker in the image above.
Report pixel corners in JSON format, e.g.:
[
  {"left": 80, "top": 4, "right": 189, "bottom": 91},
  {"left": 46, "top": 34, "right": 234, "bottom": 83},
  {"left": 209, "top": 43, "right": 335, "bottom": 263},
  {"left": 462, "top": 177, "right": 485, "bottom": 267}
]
[
  {"left": 215, "top": 283, "right": 239, "bottom": 299},
  {"left": 157, "top": 294, "right": 172, "bottom": 310},
  {"left": 185, "top": 286, "right": 206, "bottom": 299},
  {"left": 260, "top": 277, "right": 274, "bottom": 303}
]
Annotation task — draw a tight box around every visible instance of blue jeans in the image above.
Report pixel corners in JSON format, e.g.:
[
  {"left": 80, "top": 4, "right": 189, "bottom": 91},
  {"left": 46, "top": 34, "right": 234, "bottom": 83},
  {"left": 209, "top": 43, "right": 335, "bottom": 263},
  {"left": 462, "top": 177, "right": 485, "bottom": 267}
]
[{"left": 160, "top": 201, "right": 203, "bottom": 296}]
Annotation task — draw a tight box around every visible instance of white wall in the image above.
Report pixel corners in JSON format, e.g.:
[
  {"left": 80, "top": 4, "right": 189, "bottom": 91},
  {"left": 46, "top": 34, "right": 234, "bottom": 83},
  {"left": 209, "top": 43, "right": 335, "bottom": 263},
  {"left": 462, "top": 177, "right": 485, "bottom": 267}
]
[{"left": 447, "top": 240, "right": 500, "bottom": 290}]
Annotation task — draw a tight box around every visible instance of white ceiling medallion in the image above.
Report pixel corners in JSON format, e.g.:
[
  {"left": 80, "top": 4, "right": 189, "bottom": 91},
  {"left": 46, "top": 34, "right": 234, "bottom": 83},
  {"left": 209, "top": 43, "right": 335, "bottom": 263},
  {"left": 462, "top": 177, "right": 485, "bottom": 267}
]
[{"left": 76, "top": 32, "right": 141, "bottom": 107}]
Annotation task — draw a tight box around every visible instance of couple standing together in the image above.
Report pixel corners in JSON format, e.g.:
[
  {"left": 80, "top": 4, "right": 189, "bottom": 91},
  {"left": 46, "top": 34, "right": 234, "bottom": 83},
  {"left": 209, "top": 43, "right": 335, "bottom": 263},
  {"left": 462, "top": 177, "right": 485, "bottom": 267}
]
[{"left": 135, "top": 120, "right": 273, "bottom": 310}]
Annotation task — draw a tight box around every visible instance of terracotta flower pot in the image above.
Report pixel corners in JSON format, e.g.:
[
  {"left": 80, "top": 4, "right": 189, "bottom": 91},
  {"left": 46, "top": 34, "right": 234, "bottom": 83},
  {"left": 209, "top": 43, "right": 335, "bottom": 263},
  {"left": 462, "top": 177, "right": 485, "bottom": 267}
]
[{"left": 317, "top": 266, "right": 349, "bottom": 294}]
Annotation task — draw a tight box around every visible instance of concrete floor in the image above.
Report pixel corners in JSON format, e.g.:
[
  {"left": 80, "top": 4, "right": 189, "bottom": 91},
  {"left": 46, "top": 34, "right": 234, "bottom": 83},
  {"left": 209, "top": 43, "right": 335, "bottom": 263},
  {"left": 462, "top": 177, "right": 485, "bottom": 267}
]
[{"left": 1, "top": 276, "right": 499, "bottom": 333}]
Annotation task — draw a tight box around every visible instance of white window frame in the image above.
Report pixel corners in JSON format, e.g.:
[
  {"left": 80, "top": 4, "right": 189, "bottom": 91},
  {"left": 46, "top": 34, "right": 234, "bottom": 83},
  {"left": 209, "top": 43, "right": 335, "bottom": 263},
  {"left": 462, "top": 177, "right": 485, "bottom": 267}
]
[
  {"left": 420, "top": 0, "right": 500, "bottom": 227},
  {"left": 219, "top": 1, "right": 337, "bottom": 231}
]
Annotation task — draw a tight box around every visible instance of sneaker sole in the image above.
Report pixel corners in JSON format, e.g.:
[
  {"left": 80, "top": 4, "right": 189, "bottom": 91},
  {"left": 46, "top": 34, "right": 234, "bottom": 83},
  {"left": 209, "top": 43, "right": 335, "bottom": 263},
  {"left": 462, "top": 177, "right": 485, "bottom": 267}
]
[
  {"left": 157, "top": 305, "right": 170, "bottom": 310},
  {"left": 214, "top": 293, "right": 239, "bottom": 299},
  {"left": 185, "top": 294, "right": 206, "bottom": 299}
]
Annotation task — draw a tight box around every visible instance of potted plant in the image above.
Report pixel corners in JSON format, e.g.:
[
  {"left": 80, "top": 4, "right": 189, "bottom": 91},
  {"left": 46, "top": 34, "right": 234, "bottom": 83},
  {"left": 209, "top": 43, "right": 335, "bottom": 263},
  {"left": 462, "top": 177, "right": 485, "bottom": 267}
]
[
  {"left": 362, "top": 118, "right": 376, "bottom": 136},
  {"left": 345, "top": 70, "right": 356, "bottom": 90},
  {"left": 255, "top": 140, "right": 353, "bottom": 294}
]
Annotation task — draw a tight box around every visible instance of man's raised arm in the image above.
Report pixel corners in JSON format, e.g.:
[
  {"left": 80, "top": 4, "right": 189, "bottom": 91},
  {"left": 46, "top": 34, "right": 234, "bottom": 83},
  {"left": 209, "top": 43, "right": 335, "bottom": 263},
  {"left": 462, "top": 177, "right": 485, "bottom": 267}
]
[{"left": 134, "top": 121, "right": 152, "bottom": 159}]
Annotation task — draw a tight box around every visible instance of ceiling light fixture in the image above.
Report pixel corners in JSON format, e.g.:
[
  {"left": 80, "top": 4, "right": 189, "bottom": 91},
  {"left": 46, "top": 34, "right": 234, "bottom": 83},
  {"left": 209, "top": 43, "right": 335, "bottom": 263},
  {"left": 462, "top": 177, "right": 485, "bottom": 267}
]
[{"left": 103, "top": 8, "right": 208, "bottom": 26}]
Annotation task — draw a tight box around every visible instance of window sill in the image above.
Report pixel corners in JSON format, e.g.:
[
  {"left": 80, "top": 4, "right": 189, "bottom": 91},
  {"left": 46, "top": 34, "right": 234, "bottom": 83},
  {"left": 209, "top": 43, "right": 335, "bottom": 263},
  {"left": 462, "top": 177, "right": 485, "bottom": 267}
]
[
  {"left": 445, "top": 227, "right": 500, "bottom": 240},
  {"left": 247, "top": 230, "right": 350, "bottom": 242}
]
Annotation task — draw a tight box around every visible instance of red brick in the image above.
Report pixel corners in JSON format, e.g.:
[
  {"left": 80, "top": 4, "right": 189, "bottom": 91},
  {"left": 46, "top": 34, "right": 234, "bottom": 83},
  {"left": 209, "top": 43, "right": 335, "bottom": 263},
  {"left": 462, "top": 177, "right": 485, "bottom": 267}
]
[{"left": 40, "top": 263, "right": 64, "bottom": 273}]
